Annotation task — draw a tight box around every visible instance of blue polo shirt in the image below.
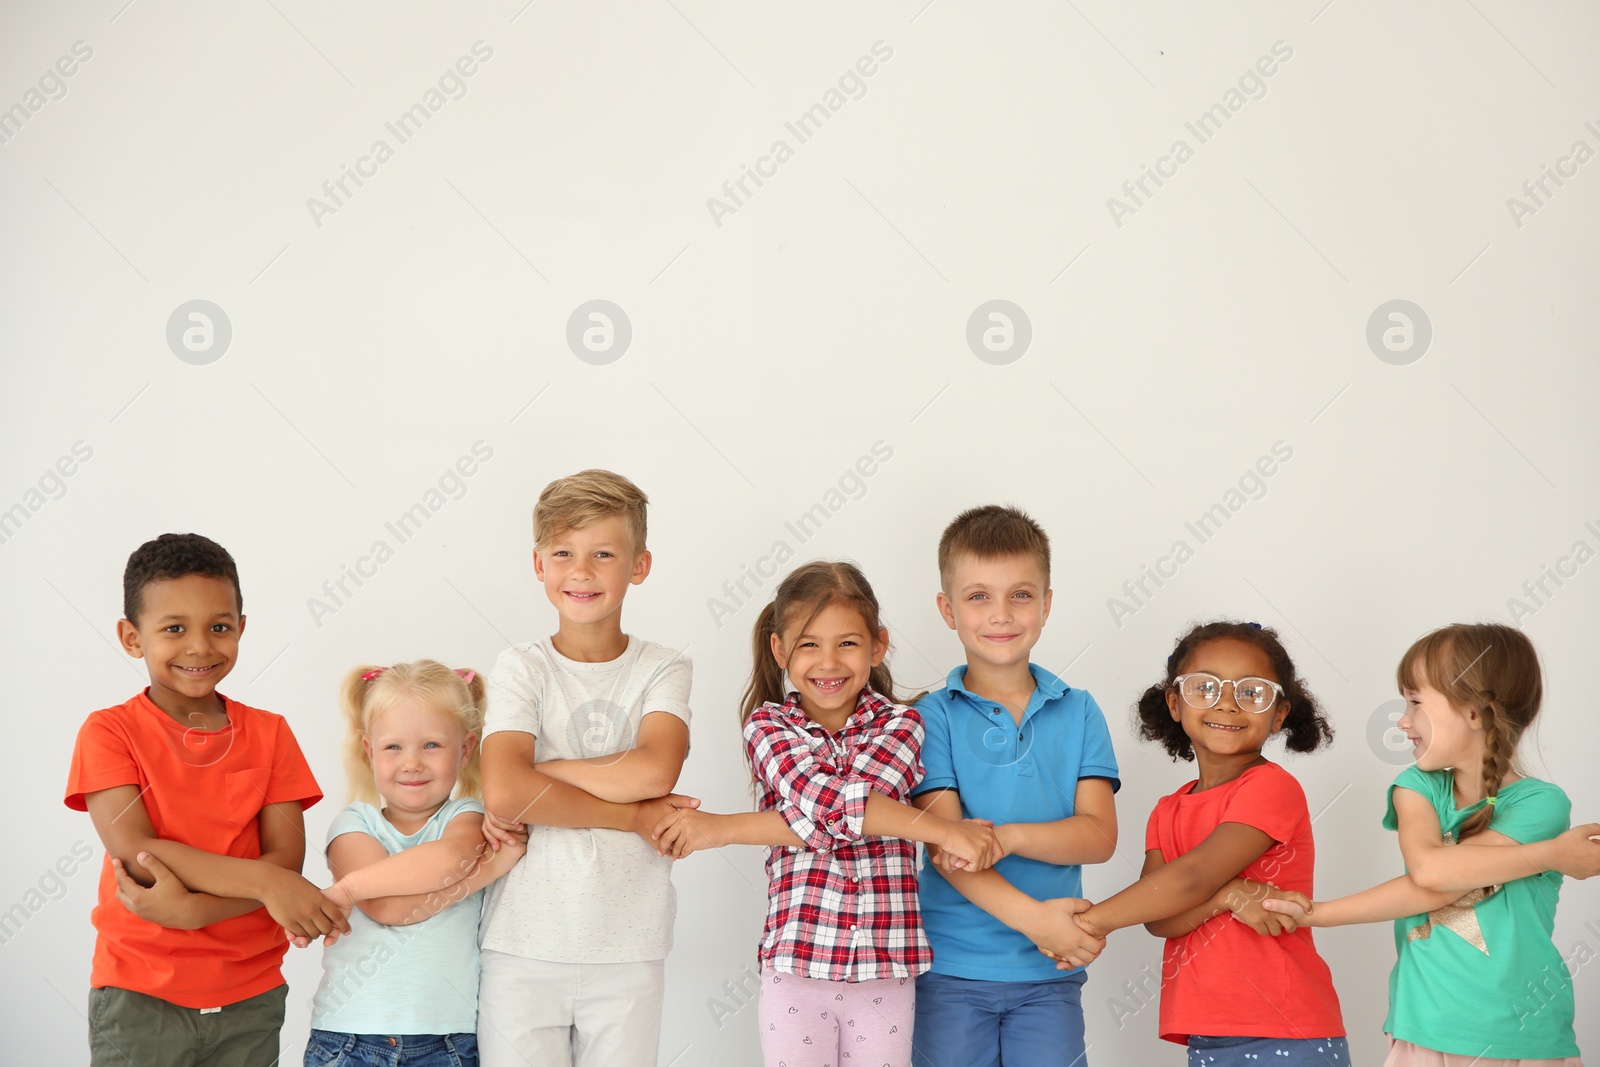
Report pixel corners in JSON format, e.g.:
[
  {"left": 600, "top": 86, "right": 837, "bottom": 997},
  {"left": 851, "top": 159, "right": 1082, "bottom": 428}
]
[{"left": 912, "top": 664, "right": 1120, "bottom": 982}]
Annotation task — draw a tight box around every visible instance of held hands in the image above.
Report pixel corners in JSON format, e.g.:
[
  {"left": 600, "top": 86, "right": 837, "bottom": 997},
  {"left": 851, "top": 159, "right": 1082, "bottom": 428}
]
[
  {"left": 113, "top": 853, "right": 199, "bottom": 930},
  {"left": 1030, "top": 897, "right": 1106, "bottom": 970},
  {"left": 935, "top": 817, "right": 1005, "bottom": 873},
  {"left": 928, "top": 820, "right": 1002, "bottom": 874},
  {"left": 631, "top": 793, "right": 701, "bottom": 850},
  {"left": 262, "top": 866, "right": 352, "bottom": 947},
  {"left": 481, "top": 811, "right": 528, "bottom": 851},
  {"left": 652, "top": 808, "right": 727, "bottom": 859},
  {"left": 1219, "top": 878, "right": 1312, "bottom": 936},
  {"left": 286, "top": 883, "right": 357, "bottom": 949}
]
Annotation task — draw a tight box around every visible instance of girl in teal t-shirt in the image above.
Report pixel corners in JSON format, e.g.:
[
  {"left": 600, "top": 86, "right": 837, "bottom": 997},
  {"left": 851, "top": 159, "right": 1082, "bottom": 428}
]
[{"left": 1264, "top": 623, "right": 1600, "bottom": 1065}]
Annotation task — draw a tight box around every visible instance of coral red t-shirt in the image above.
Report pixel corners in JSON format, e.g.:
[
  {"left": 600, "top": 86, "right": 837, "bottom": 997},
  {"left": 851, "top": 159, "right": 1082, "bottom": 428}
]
[
  {"left": 64, "top": 689, "right": 322, "bottom": 1009},
  {"left": 1144, "top": 761, "right": 1344, "bottom": 1044}
]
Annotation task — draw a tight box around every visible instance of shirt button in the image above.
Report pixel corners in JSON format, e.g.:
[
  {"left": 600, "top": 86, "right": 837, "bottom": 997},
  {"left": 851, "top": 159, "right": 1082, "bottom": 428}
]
[
  {"left": 851, "top": 924, "right": 858, "bottom": 930},
  {"left": 852, "top": 876, "right": 859, "bottom": 883}
]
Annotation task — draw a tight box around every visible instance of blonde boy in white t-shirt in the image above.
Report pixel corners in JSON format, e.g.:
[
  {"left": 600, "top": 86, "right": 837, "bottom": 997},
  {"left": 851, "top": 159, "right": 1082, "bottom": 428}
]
[{"left": 479, "top": 469, "right": 695, "bottom": 1067}]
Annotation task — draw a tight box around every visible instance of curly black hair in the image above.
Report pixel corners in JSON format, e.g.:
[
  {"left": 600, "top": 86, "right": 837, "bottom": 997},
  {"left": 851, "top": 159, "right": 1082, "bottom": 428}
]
[
  {"left": 1136, "top": 620, "right": 1334, "bottom": 762},
  {"left": 123, "top": 533, "right": 242, "bottom": 624}
]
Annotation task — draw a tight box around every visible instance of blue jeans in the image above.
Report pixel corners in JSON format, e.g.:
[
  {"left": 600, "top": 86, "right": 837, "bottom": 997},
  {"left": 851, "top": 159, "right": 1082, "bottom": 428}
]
[
  {"left": 913, "top": 971, "right": 1088, "bottom": 1067},
  {"left": 304, "top": 1030, "right": 478, "bottom": 1067}
]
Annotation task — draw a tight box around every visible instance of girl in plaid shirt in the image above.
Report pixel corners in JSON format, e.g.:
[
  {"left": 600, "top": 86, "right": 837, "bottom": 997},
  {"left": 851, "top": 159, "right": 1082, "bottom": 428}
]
[{"left": 655, "top": 561, "right": 1004, "bottom": 1067}]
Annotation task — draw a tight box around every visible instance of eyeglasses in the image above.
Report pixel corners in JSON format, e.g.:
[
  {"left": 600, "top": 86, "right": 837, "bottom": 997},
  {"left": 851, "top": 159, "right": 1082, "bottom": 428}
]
[{"left": 1173, "top": 673, "right": 1283, "bottom": 714}]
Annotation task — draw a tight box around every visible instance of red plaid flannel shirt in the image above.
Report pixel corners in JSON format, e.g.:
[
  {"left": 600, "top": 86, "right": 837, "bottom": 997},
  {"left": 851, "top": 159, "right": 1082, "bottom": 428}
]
[{"left": 741, "top": 688, "right": 932, "bottom": 982}]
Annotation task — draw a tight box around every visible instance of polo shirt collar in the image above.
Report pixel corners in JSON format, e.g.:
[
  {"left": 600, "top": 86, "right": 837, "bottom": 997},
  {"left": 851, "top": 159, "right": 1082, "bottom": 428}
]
[{"left": 944, "top": 663, "right": 1067, "bottom": 721}]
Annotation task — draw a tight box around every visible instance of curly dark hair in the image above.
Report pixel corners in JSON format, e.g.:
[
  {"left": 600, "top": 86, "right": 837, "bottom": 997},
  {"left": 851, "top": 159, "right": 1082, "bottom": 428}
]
[
  {"left": 1136, "top": 620, "right": 1334, "bottom": 762},
  {"left": 123, "top": 533, "right": 242, "bottom": 624}
]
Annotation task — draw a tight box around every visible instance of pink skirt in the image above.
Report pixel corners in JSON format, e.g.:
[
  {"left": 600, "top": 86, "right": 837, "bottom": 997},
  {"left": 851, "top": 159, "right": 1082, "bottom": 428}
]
[{"left": 1385, "top": 1037, "right": 1583, "bottom": 1067}]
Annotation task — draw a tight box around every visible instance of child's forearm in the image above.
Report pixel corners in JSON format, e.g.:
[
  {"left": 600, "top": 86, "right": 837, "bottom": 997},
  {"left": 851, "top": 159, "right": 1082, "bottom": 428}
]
[
  {"left": 939, "top": 866, "right": 1043, "bottom": 933},
  {"left": 719, "top": 811, "right": 809, "bottom": 848},
  {"left": 1079, "top": 860, "right": 1224, "bottom": 937},
  {"left": 334, "top": 838, "right": 484, "bottom": 903},
  {"left": 175, "top": 894, "right": 266, "bottom": 929},
  {"left": 1000, "top": 814, "right": 1118, "bottom": 866},
  {"left": 134, "top": 838, "right": 298, "bottom": 904},
  {"left": 485, "top": 765, "right": 642, "bottom": 832},
  {"left": 536, "top": 754, "right": 677, "bottom": 804},
  {"left": 1303, "top": 875, "right": 1466, "bottom": 927},
  {"left": 1144, "top": 881, "right": 1235, "bottom": 938},
  {"left": 1408, "top": 837, "right": 1561, "bottom": 892},
  {"left": 861, "top": 790, "right": 952, "bottom": 847},
  {"left": 362, "top": 841, "right": 527, "bottom": 926}
]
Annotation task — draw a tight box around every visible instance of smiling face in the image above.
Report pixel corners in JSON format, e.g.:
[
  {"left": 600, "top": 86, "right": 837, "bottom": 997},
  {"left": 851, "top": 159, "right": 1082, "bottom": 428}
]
[
  {"left": 533, "top": 515, "right": 650, "bottom": 626},
  {"left": 117, "top": 574, "right": 244, "bottom": 721},
  {"left": 1167, "top": 637, "right": 1290, "bottom": 760},
  {"left": 363, "top": 695, "right": 475, "bottom": 826},
  {"left": 771, "top": 600, "right": 888, "bottom": 727},
  {"left": 937, "top": 552, "right": 1051, "bottom": 673},
  {"left": 1398, "top": 677, "right": 1479, "bottom": 772}
]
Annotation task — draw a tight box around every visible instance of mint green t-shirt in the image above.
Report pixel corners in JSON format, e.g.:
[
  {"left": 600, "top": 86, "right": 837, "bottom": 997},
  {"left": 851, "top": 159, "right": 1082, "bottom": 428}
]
[{"left": 1381, "top": 767, "right": 1577, "bottom": 1059}]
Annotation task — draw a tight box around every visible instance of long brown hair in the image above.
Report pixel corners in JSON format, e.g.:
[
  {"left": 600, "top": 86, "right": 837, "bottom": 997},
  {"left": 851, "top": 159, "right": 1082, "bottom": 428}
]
[
  {"left": 740, "top": 560, "right": 901, "bottom": 727},
  {"left": 1397, "top": 623, "right": 1542, "bottom": 839}
]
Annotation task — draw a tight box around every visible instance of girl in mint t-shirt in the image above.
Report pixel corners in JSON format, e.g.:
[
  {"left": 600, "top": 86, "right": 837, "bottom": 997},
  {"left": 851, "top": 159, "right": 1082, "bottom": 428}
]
[{"left": 1264, "top": 623, "right": 1600, "bottom": 1066}]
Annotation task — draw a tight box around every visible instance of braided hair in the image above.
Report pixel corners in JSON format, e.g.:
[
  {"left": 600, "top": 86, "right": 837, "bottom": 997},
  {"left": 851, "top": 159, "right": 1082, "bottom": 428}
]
[{"left": 1397, "top": 623, "right": 1542, "bottom": 839}]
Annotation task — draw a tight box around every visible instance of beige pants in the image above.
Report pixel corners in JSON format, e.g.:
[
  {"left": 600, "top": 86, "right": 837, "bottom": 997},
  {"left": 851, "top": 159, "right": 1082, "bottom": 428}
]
[
  {"left": 1385, "top": 1037, "right": 1584, "bottom": 1067},
  {"left": 477, "top": 950, "right": 665, "bottom": 1067}
]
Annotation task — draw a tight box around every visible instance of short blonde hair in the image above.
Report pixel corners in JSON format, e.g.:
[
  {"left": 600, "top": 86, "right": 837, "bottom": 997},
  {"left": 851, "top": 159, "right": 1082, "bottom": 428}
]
[
  {"left": 937, "top": 504, "right": 1050, "bottom": 590},
  {"left": 340, "top": 659, "right": 485, "bottom": 805},
  {"left": 533, "top": 469, "right": 648, "bottom": 554}
]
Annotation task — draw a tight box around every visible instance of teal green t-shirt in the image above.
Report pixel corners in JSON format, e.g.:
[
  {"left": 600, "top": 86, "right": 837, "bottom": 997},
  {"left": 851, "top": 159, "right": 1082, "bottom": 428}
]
[{"left": 1381, "top": 766, "right": 1576, "bottom": 1058}]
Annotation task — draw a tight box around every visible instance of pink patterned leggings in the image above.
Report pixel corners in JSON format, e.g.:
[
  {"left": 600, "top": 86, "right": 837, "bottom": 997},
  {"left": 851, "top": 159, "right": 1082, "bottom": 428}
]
[{"left": 758, "top": 966, "right": 915, "bottom": 1067}]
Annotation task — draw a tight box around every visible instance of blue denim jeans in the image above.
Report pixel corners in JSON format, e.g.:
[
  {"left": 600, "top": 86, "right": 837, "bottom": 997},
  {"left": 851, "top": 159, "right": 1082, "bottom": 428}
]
[
  {"left": 913, "top": 970, "right": 1088, "bottom": 1067},
  {"left": 304, "top": 1030, "right": 478, "bottom": 1067}
]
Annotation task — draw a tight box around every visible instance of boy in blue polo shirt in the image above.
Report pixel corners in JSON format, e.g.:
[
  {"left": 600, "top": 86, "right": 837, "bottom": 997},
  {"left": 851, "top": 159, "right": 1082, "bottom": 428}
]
[{"left": 910, "top": 505, "right": 1121, "bottom": 1067}]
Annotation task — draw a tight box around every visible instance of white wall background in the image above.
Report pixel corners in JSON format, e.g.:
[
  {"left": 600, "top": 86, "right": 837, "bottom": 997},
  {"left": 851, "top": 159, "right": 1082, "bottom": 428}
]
[{"left": 3, "top": 2, "right": 1597, "bottom": 1063}]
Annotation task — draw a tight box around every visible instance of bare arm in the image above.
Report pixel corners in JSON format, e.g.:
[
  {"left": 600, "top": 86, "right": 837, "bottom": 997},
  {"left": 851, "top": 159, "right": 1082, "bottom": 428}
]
[
  {"left": 327, "top": 813, "right": 490, "bottom": 906},
  {"left": 361, "top": 838, "right": 528, "bottom": 926},
  {"left": 535, "top": 712, "right": 690, "bottom": 803},
  {"left": 1076, "top": 821, "right": 1275, "bottom": 938},
  {"left": 85, "top": 785, "right": 348, "bottom": 941},
  {"left": 481, "top": 732, "right": 656, "bottom": 834},
  {"left": 1263, "top": 874, "right": 1465, "bottom": 928},
  {"left": 1393, "top": 788, "right": 1600, "bottom": 892},
  {"left": 997, "top": 778, "right": 1118, "bottom": 866},
  {"left": 911, "top": 790, "right": 1103, "bottom": 965}
]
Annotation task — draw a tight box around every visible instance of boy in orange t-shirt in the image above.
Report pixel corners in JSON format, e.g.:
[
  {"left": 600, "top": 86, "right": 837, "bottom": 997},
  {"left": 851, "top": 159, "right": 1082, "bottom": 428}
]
[{"left": 65, "top": 533, "right": 349, "bottom": 1067}]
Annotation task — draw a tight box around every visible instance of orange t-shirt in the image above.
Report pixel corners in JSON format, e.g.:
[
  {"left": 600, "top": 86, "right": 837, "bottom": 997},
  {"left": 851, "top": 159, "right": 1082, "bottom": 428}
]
[
  {"left": 1144, "top": 761, "right": 1344, "bottom": 1044},
  {"left": 64, "top": 689, "right": 322, "bottom": 1009}
]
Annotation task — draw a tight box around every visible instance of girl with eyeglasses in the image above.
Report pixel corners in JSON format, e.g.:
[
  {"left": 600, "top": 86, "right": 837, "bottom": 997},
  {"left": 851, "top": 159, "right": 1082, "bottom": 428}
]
[{"left": 1039, "top": 620, "right": 1346, "bottom": 1067}]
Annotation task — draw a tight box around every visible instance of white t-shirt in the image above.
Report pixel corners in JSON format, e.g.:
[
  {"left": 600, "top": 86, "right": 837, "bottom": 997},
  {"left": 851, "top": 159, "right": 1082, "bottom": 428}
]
[{"left": 479, "top": 635, "right": 692, "bottom": 964}]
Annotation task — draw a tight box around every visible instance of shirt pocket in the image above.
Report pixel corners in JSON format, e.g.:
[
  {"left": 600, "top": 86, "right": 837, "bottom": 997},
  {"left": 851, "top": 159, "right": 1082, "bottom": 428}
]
[{"left": 222, "top": 768, "right": 273, "bottom": 835}]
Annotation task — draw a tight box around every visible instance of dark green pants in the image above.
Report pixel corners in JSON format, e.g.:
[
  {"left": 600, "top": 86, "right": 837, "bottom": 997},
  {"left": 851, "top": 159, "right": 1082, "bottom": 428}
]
[{"left": 88, "top": 984, "right": 287, "bottom": 1067}]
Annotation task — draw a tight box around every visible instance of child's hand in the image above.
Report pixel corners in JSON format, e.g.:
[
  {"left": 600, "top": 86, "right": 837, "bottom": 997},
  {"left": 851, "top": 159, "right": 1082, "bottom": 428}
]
[
  {"left": 261, "top": 869, "right": 352, "bottom": 946},
  {"left": 1259, "top": 895, "right": 1314, "bottom": 928},
  {"left": 113, "top": 853, "right": 198, "bottom": 930},
  {"left": 937, "top": 818, "right": 1004, "bottom": 873},
  {"left": 654, "top": 809, "right": 727, "bottom": 859},
  {"left": 287, "top": 883, "right": 357, "bottom": 949},
  {"left": 631, "top": 793, "right": 701, "bottom": 847},
  {"left": 1550, "top": 823, "right": 1600, "bottom": 879},
  {"left": 1027, "top": 897, "right": 1105, "bottom": 970},
  {"left": 481, "top": 812, "right": 527, "bottom": 851},
  {"left": 1220, "top": 878, "right": 1311, "bottom": 935}
]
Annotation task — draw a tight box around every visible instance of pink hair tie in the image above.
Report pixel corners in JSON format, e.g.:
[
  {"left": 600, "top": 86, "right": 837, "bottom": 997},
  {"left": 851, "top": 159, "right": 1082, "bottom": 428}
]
[
  {"left": 454, "top": 669, "right": 476, "bottom": 685},
  {"left": 360, "top": 667, "right": 386, "bottom": 682}
]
